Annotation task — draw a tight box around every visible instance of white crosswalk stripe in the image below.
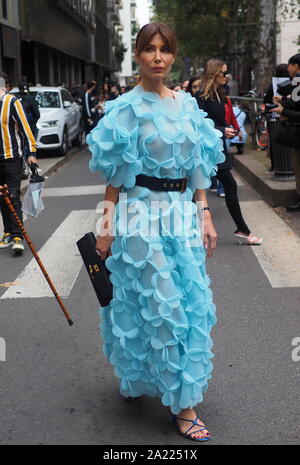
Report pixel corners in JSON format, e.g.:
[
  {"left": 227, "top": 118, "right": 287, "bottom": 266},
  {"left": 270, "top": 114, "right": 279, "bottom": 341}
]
[
  {"left": 1, "top": 198, "right": 300, "bottom": 299},
  {"left": 1, "top": 210, "right": 98, "bottom": 299},
  {"left": 43, "top": 185, "right": 106, "bottom": 197}
]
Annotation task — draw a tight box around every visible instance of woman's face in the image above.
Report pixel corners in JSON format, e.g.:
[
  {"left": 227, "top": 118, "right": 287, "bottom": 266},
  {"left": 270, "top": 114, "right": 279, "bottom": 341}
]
[
  {"left": 214, "top": 64, "right": 228, "bottom": 87},
  {"left": 191, "top": 79, "right": 201, "bottom": 95},
  {"left": 135, "top": 33, "right": 175, "bottom": 82}
]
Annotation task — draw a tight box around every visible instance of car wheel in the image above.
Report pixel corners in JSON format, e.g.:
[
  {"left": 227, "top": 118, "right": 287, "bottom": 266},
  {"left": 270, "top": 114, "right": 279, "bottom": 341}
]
[
  {"left": 58, "top": 128, "right": 69, "bottom": 156},
  {"left": 72, "top": 119, "right": 85, "bottom": 147}
]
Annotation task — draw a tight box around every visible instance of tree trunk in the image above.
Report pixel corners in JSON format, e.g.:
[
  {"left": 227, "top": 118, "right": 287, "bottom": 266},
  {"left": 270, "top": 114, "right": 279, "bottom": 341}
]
[
  {"left": 253, "top": 0, "right": 277, "bottom": 94},
  {"left": 240, "top": 0, "right": 260, "bottom": 93}
]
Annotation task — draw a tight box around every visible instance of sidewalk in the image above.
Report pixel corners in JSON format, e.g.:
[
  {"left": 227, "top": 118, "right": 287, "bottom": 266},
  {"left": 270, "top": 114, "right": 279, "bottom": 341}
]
[
  {"left": 232, "top": 147, "right": 297, "bottom": 208},
  {"left": 232, "top": 147, "right": 300, "bottom": 237}
]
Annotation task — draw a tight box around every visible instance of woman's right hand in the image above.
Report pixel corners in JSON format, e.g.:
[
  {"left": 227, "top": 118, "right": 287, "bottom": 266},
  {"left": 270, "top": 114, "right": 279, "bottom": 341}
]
[
  {"left": 96, "top": 235, "right": 114, "bottom": 260},
  {"left": 225, "top": 128, "right": 236, "bottom": 139}
]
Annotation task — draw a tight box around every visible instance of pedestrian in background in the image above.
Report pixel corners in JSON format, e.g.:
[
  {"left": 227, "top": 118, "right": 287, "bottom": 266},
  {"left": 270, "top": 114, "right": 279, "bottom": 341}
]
[
  {"left": 102, "top": 82, "right": 114, "bottom": 101},
  {"left": 6, "top": 82, "right": 13, "bottom": 93},
  {"left": 196, "top": 58, "right": 262, "bottom": 245},
  {"left": 0, "top": 77, "right": 37, "bottom": 255},
  {"left": 82, "top": 81, "right": 97, "bottom": 136},
  {"left": 110, "top": 83, "right": 120, "bottom": 100},
  {"left": 173, "top": 83, "right": 182, "bottom": 91},
  {"left": 230, "top": 101, "right": 248, "bottom": 154},
  {"left": 272, "top": 54, "right": 300, "bottom": 211},
  {"left": 88, "top": 22, "right": 225, "bottom": 442},
  {"left": 91, "top": 89, "right": 106, "bottom": 125},
  {"left": 18, "top": 83, "right": 40, "bottom": 138},
  {"left": 187, "top": 76, "right": 201, "bottom": 97},
  {"left": 263, "top": 63, "right": 290, "bottom": 174},
  {"left": 182, "top": 79, "right": 189, "bottom": 92}
]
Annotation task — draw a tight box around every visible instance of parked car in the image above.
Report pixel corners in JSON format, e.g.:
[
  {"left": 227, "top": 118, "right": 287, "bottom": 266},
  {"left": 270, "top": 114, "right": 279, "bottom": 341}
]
[{"left": 10, "top": 86, "right": 84, "bottom": 155}]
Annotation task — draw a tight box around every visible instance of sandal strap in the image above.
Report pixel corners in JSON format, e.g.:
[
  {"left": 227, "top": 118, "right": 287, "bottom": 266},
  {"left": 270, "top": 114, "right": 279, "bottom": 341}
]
[
  {"left": 174, "top": 415, "right": 206, "bottom": 435},
  {"left": 185, "top": 427, "right": 207, "bottom": 436},
  {"left": 185, "top": 423, "right": 206, "bottom": 435}
]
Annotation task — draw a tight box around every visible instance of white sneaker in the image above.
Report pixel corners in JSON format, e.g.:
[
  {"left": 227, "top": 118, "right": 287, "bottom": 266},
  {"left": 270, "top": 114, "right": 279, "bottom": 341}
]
[{"left": 12, "top": 237, "right": 25, "bottom": 255}]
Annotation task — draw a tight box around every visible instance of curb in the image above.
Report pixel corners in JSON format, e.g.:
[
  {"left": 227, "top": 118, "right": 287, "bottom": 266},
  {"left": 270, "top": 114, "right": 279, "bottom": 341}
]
[{"left": 233, "top": 153, "right": 297, "bottom": 208}]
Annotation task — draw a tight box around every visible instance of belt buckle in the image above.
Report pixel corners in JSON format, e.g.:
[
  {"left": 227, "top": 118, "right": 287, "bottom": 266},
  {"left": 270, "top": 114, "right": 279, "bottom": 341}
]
[{"left": 181, "top": 177, "right": 188, "bottom": 193}]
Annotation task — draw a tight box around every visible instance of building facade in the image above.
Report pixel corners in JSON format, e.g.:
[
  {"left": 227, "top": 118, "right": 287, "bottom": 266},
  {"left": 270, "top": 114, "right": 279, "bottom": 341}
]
[
  {"left": 0, "top": 0, "right": 21, "bottom": 84},
  {"left": 276, "top": 9, "right": 300, "bottom": 64},
  {"left": 118, "top": 0, "right": 138, "bottom": 86},
  {"left": 1, "top": 0, "right": 114, "bottom": 86},
  {"left": 19, "top": 0, "right": 112, "bottom": 86}
]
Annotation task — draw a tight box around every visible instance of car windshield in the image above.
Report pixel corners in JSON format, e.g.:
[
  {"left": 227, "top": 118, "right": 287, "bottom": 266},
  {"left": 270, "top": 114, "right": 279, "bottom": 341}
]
[
  {"left": 33, "top": 92, "right": 61, "bottom": 108},
  {"left": 10, "top": 91, "right": 61, "bottom": 108}
]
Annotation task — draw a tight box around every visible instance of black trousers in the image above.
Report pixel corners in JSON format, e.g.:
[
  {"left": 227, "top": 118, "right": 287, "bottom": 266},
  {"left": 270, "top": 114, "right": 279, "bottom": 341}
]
[
  {"left": 216, "top": 169, "right": 250, "bottom": 235},
  {"left": 0, "top": 157, "right": 23, "bottom": 238}
]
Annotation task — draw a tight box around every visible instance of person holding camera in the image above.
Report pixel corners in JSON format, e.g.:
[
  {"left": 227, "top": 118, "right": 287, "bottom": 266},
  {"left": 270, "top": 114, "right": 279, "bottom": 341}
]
[
  {"left": 271, "top": 54, "right": 300, "bottom": 211},
  {"left": 263, "top": 64, "right": 290, "bottom": 174},
  {"left": 196, "top": 58, "right": 262, "bottom": 245}
]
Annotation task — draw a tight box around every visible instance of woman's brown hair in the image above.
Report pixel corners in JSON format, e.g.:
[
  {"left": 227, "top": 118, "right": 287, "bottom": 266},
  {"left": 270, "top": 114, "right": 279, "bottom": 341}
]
[
  {"left": 199, "top": 58, "right": 226, "bottom": 101},
  {"left": 135, "top": 22, "right": 177, "bottom": 57}
]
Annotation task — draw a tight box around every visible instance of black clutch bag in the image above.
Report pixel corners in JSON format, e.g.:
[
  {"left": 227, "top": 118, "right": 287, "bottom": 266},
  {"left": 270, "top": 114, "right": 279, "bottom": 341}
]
[{"left": 76, "top": 232, "right": 113, "bottom": 306}]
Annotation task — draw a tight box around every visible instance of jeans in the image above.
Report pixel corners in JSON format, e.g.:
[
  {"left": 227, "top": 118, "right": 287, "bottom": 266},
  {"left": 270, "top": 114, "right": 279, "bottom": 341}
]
[
  {"left": 216, "top": 169, "right": 250, "bottom": 235},
  {"left": 0, "top": 157, "right": 24, "bottom": 239},
  {"left": 211, "top": 175, "right": 225, "bottom": 195}
]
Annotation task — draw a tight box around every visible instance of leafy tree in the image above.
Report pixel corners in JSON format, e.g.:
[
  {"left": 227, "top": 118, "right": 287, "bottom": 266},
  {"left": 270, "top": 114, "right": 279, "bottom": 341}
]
[{"left": 152, "top": 0, "right": 299, "bottom": 92}]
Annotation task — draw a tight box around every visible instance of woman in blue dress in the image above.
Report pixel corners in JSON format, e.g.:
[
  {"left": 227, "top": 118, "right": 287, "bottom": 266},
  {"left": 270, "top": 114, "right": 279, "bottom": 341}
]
[{"left": 87, "top": 23, "right": 224, "bottom": 442}]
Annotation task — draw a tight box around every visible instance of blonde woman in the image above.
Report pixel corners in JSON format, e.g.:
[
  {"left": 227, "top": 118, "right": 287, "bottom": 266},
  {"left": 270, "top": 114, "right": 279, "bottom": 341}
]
[
  {"left": 196, "top": 58, "right": 262, "bottom": 245},
  {"left": 87, "top": 23, "right": 225, "bottom": 442}
]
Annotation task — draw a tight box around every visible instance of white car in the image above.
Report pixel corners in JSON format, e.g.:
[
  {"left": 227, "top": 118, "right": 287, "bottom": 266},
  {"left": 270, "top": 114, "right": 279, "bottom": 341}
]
[{"left": 10, "top": 86, "right": 84, "bottom": 155}]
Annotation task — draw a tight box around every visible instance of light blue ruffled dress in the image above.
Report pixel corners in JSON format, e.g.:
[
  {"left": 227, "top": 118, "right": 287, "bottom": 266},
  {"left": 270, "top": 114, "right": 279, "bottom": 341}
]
[{"left": 87, "top": 86, "right": 225, "bottom": 414}]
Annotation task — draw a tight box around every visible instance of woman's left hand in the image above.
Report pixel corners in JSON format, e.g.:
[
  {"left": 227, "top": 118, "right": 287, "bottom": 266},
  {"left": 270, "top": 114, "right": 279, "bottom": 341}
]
[{"left": 203, "top": 212, "right": 218, "bottom": 257}]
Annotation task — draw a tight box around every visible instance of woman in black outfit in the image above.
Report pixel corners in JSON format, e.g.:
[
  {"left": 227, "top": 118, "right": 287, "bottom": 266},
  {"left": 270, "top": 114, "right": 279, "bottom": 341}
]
[{"left": 196, "top": 58, "right": 262, "bottom": 245}]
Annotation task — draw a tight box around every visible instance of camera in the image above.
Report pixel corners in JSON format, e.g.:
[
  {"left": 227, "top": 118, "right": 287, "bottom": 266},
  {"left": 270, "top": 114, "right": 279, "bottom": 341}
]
[{"left": 277, "top": 79, "right": 294, "bottom": 98}]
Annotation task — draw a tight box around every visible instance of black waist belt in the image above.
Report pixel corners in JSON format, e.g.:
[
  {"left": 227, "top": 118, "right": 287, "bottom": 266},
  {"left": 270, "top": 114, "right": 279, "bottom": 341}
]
[{"left": 135, "top": 174, "right": 189, "bottom": 192}]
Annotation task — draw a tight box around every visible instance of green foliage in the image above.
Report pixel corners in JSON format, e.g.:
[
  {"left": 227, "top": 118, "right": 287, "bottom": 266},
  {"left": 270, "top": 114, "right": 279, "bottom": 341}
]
[
  {"left": 153, "top": 0, "right": 261, "bottom": 76},
  {"left": 152, "top": 0, "right": 298, "bottom": 86},
  {"left": 114, "top": 40, "right": 128, "bottom": 69}
]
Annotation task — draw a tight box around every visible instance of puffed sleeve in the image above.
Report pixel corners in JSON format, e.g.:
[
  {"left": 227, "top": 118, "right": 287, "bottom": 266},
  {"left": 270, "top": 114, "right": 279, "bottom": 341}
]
[
  {"left": 87, "top": 96, "right": 142, "bottom": 188},
  {"left": 187, "top": 97, "right": 225, "bottom": 192}
]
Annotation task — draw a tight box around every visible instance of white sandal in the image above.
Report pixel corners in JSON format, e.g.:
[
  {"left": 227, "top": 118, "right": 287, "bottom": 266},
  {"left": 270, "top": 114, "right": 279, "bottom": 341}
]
[{"left": 234, "top": 232, "right": 263, "bottom": 245}]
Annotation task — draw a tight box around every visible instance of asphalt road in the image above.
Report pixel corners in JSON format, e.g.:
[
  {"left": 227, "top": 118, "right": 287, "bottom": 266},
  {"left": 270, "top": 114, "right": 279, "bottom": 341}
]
[{"left": 0, "top": 147, "right": 299, "bottom": 445}]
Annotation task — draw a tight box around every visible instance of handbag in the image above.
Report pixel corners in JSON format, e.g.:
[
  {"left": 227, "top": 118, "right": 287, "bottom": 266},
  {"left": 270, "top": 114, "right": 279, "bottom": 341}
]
[
  {"left": 76, "top": 232, "right": 113, "bottom": 306},
  {"left": 276, "top": 121, "right": 300, "bottom": 149}
]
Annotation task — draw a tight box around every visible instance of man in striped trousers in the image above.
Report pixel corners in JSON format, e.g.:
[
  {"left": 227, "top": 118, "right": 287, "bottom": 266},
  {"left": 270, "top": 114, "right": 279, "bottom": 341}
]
[{"left": 0, "top": 77, "right": 37, "bottom": 255}]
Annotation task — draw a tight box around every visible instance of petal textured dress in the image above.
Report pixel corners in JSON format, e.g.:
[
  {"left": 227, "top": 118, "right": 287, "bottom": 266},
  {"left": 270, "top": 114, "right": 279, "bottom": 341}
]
[{"left": 87, "top": 86, "right": 225, "bottom": 414}]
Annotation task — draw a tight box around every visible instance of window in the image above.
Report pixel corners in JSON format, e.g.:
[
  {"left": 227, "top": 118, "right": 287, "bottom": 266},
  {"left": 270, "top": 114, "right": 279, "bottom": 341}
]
[
  {"left": 34, "top": 92, "right": 61, "bottom": 108},
  {"left": 61, "top": 90, "right": 74, "bottom": 104},
  {"left": 2, "top": 0, "right": 8, "bottom": 19}
]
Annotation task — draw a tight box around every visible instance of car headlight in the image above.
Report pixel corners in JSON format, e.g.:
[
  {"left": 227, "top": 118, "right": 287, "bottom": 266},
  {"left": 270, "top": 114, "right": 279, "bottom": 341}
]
[{"left": 41, "top": 120, "right": 59, "bottom": 128}]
